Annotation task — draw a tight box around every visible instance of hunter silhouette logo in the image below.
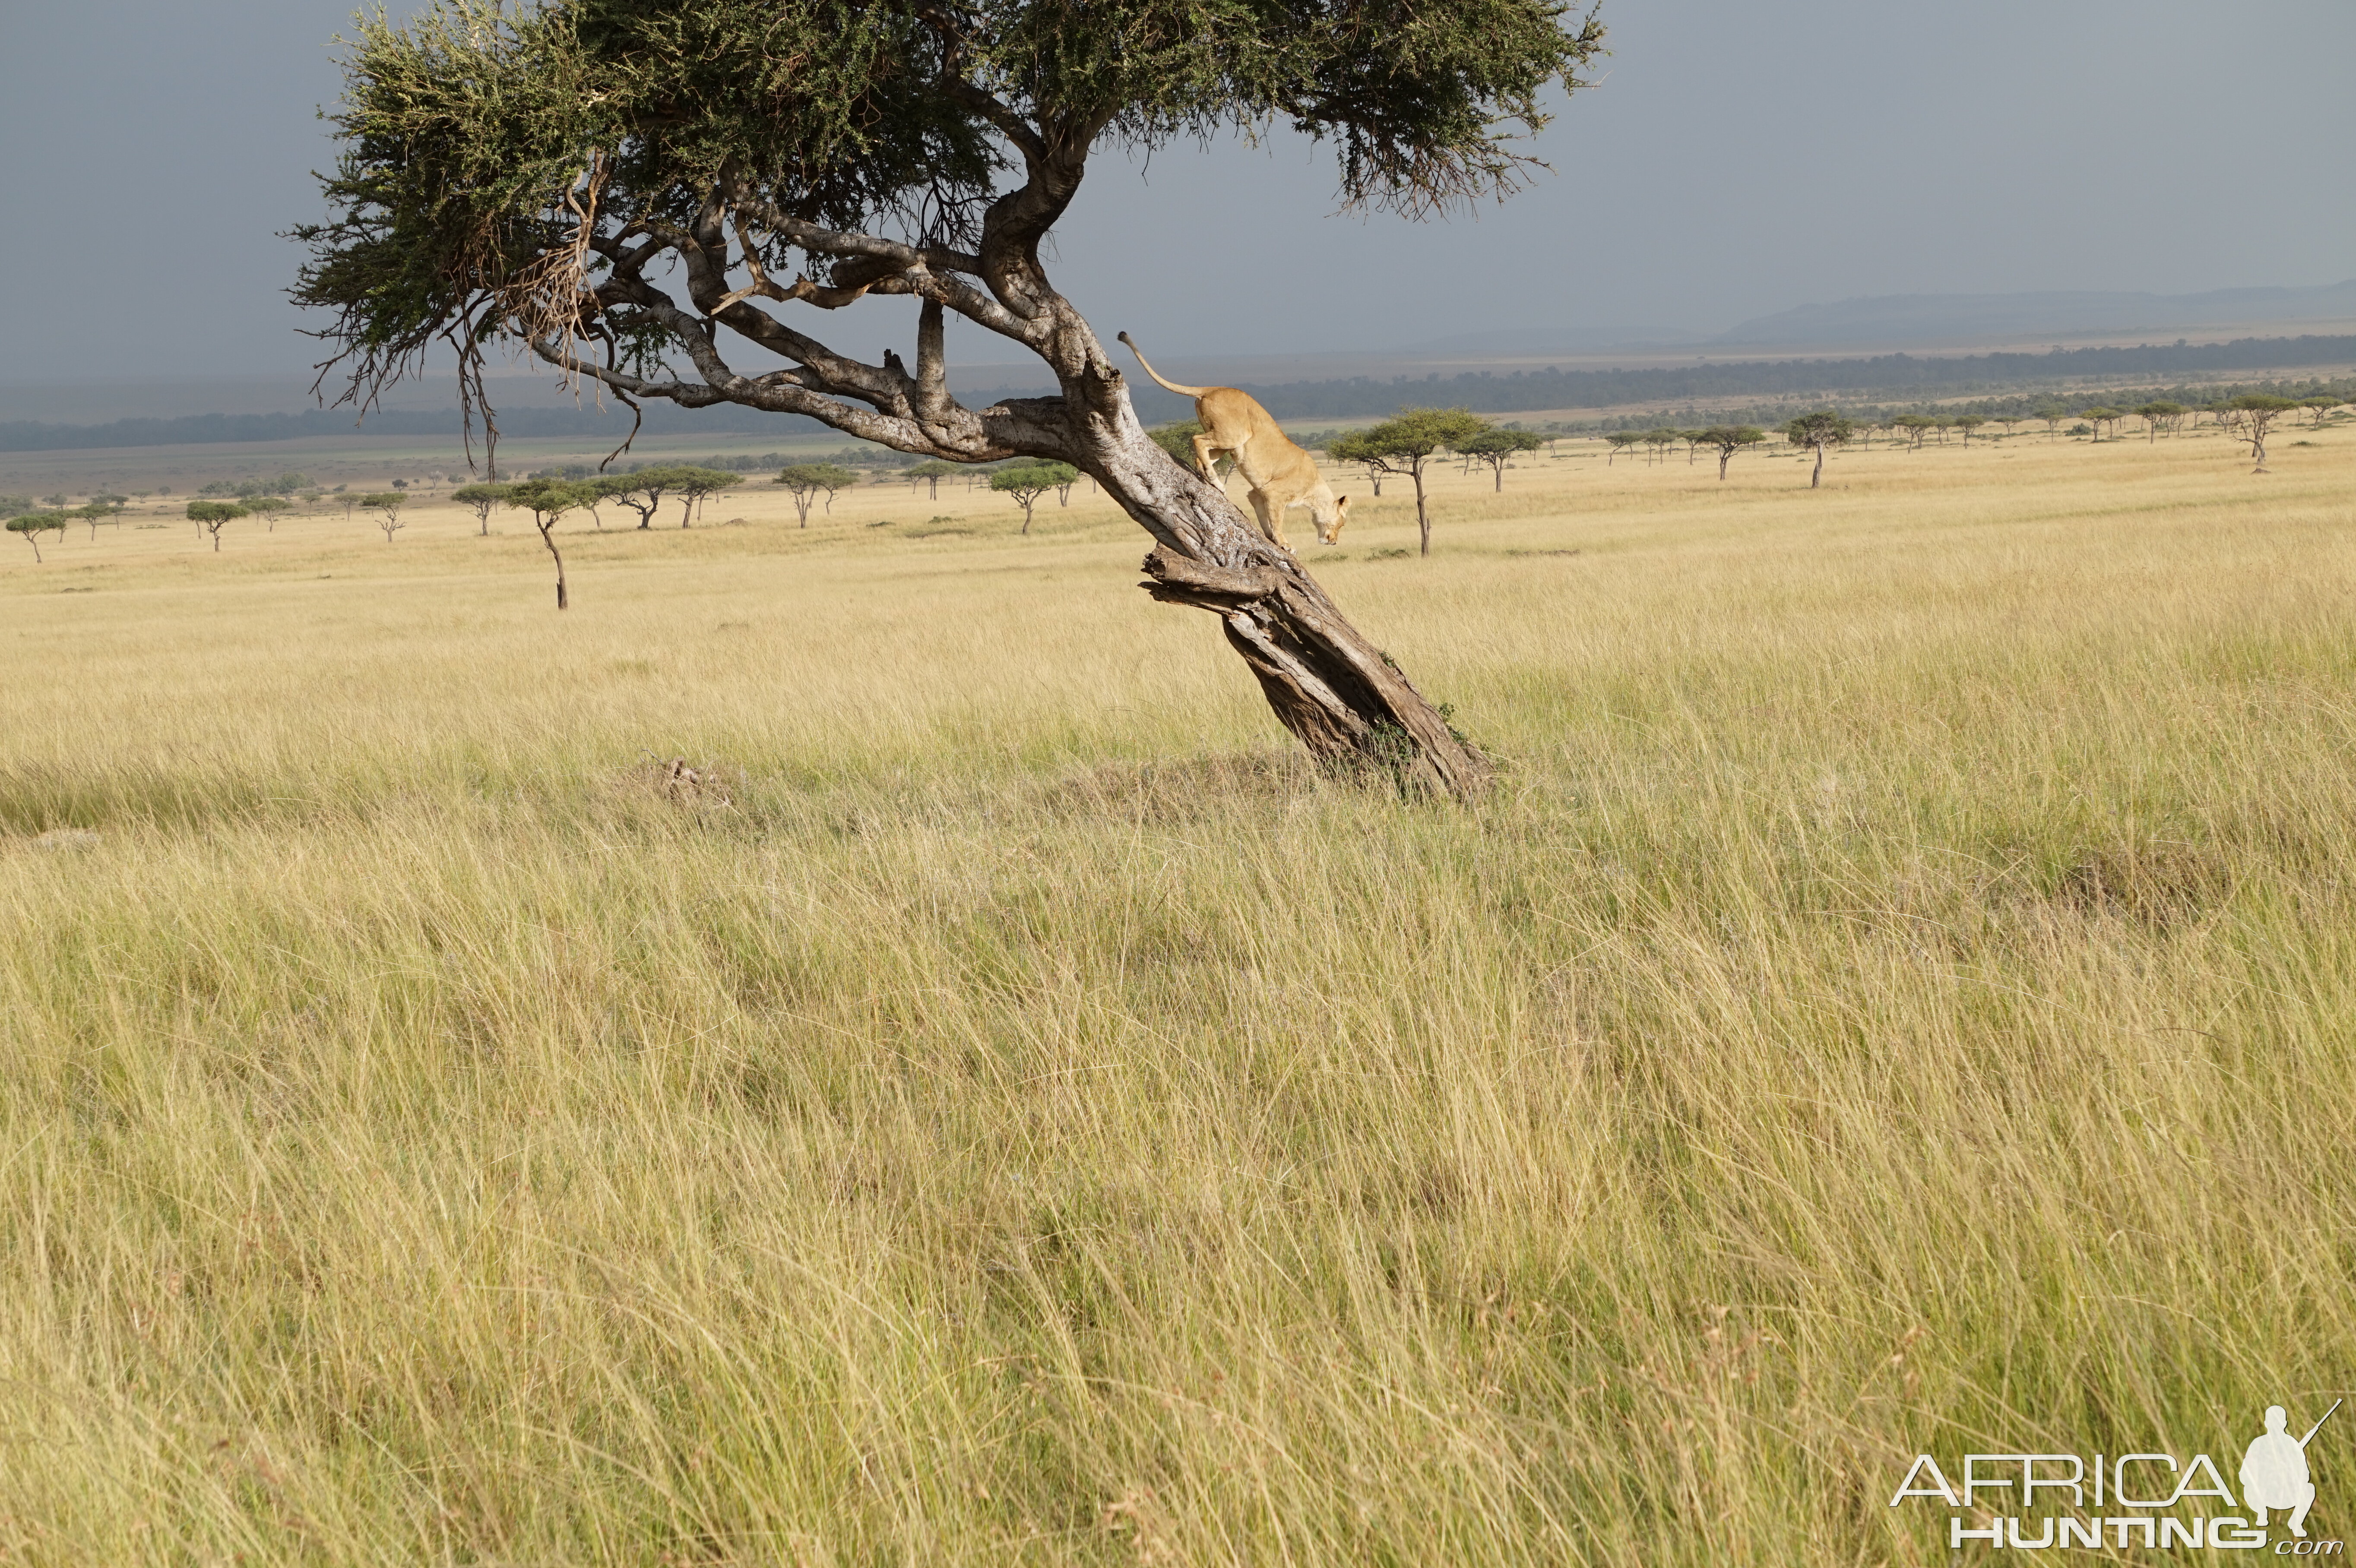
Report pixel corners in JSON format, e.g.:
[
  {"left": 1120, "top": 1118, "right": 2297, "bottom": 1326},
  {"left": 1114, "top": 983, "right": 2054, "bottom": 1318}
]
[
  {"left": 1889, "top": 1398, "right": 2341, "bottom": 1552},
  {"left": 2246, "top": 1401, "right": 2338, "bottom": 1539}
]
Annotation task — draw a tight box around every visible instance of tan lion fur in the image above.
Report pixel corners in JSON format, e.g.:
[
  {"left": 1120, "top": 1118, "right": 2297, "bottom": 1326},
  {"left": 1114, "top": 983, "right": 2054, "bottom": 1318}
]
[{"left": 1118, "top": 333, "right": 1349, "bottom": 549}]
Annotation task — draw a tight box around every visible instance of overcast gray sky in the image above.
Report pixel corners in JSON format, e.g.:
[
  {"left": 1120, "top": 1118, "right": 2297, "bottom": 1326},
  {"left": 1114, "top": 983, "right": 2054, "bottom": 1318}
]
[{"left": 2, "top": 0, "right": 2350, "bottom": 389}]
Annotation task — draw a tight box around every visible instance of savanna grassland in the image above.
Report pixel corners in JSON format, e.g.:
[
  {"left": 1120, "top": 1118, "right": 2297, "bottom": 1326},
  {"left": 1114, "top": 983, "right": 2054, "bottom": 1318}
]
[{"left": 3, "top": 423, "right": 2353, "bottom": 1565}]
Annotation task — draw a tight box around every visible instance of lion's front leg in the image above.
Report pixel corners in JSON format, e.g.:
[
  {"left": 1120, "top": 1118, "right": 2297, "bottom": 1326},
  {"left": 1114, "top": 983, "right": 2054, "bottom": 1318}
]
[{"left": 1248, "top": 488, "right": 1290, "bottom": 551}]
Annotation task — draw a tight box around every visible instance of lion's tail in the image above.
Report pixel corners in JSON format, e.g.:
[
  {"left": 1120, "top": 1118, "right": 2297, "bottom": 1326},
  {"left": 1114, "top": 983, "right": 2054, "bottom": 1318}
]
[{"left": 1117, "top": 332, "right": 1213, "bottom": 398}]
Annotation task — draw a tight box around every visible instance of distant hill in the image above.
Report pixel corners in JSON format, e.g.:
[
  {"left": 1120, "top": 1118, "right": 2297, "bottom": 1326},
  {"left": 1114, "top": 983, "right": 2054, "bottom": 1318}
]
[
  {"left": 1711, "top": 280, "right": 2356, "bottom": 348},
  {"left": 1069, "top": 334, "right": 2356, "bottom": 425}
]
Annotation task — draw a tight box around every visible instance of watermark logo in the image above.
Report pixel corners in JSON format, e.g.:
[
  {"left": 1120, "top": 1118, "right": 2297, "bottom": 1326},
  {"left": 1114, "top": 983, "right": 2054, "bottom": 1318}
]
[{"left": 1890, "top": 1400, "right": 2340, "bottom": 1552}]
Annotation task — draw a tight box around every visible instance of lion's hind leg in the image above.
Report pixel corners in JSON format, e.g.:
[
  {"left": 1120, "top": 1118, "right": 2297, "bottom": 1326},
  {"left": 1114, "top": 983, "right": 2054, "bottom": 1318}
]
[{"left": 1189, "top": 432, "right": 1232, "bottom": 488}]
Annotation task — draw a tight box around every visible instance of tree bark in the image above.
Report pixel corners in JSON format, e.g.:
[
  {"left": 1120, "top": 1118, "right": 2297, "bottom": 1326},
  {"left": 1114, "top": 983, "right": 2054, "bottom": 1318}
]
[
  {"left": 1413, "top": 464, "right": 1433, "bottom": 556},
  {"left": 1718, "top": 450, "right": 1731, "bottom": 481},
  {"left": 540, "top": 522, "right": 569, "bottom": 610},
  {"left": 1810, "top": 444, "right": 1824, "bottom": 488},
  {"left": 526, "top": 155, "right": 1488, "bottom": 794}
]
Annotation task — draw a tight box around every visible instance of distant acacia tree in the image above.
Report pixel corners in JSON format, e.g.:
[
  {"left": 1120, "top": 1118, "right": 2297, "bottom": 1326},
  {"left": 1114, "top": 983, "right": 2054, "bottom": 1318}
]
[
  {"left": 186, "top": 499, "right": 247, "bottom": 551},
  {"left": 669, "top": 467, "right": 742, "bottom": 528},
  {"left": 2227, "top": 394, "right": 2299, "bottom": 473},
  {"left": 606, "top": 466, "right": 683, "bottom": 529},
  {"left": 1894, "top": 414, "right": 1935, "bottom": 451},
  {"left": 9, "top": 512, "right": 67, "bottom": 562},
  {"left": 74, "top": 500, "right": 123, "bottom": 540},
  {"left": 990, "top": 464, "right": 1069, "bottom": 533},
  {"left": 2299, "top": 395, "right": 2340, "bottom": 427},
  {"left": 1330, "top": 408, "right": 1487, "bottom": 556},
  {"left": 1954, "top": 414, "right": 1986, "bottom": 446},
  {"left": 357, "top": 491, "right": 405, "bottom": 541},
  {"left": 1604, "top": 431, "right": 1642, "bottom": 466},
  {"left": 775, "top": 464, "right": 856, "bottom": 527},
  {"left": 507, "top": 478, "right": 590, "bottom": 607},
  {"left": 2036, "top": 404, "right": 2071, "bottom": 439},
  {"left": 906, "top": 460, "right": 960, "bottom": 500},
  {"left": 1782, "top": 411, "right": 1853, "bottom": 489},
  {"left": 245, "top": 496, "right": 291, "bottom": 532},
  {"left": 1459, "top": 427, "right": 1545, "bottom": 490},
  {"left": 1697, "top": 425, "right": 1766, "bottom": 481},
  {"left": 2079, "top": 406, "right": 2123, "bottom": 443},
  {"left": 2133, "top": 401, "right": 2185, "bottom": 443},
  {"left": 452, "top": 481, "right": 512, "bottom": 534}
]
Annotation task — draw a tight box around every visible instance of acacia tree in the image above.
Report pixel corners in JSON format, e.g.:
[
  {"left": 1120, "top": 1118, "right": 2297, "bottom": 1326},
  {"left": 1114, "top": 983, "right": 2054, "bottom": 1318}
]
[
  {"left": 9, "top": 512, "right": 67, "bottom": 562},
  {"left": 246, "top": 496, "right": 291, "bottom": 531},
  {"left": 452, "top": 481, "right": 513, "bottom": 534},
  {"left": 1329, "top": 408, "right": 1487, "bottom": 557},
  {"left": 602, "top": 466, "right": 678, "bottom": 528},
  {"left": 1458, "top": 426, "right": 1546, "bottom": 490},
  {"left": 1697, "top": 425, "right": 1764, "bottom": 481},
  {"left": 1894, "top": 414, "right": 1935, "bottom": 451},
  {"left": 1953, "top": 414, "right": 1986, "bottom": 446},
  {"left": 1782, "top": 411, "right": 1852, "bottom": 489},
  {"left": 670, "top": 467, "right": 742, "bottom": 528},
  {"left": 358, "top": 491, "right": 406, "bottom": 541},
  {"left": 775, "top": 463, "right": 856, "bottom": 526},
  {"left": 2134, "top": 401, "right": 2185, "bottom": 443},
  {"left": 75, "top": 500, "right": 123, "bottom": 540},
  {"left": 2079, "top": 406, "right": 2122, "bottom": 443},
  {"left": 906, "top": 459, "right": 960, "bottom": 500},
  {"left": 508, "top": 477, "right": 590, "bottom": 607},
  {"left": 291, "top": 0, "right": 1598, "bottom": 797},
  {"left": 2228, "top": 394, "right": 2298, "bottom": 473},
  {"left": 187, "top": 499, "right": 247, "bottom": 551},
  {"left": 1603, "top": 431, "right": 1640, "bottom": 466},
  {"left": 990, "top": 464, "right": 1062, "bottom": 532}
]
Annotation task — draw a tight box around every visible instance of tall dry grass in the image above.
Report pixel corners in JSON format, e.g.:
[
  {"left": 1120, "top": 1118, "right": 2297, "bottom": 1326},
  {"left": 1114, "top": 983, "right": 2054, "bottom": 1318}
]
[{"left": 2, "top": 429, "right": 2352, "bottom": 1563}]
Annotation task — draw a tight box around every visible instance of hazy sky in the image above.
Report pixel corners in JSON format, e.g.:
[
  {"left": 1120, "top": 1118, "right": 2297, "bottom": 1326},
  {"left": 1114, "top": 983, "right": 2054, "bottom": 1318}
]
[{"left": 2, "top": 0, "right": 2350, "bottom": 387}]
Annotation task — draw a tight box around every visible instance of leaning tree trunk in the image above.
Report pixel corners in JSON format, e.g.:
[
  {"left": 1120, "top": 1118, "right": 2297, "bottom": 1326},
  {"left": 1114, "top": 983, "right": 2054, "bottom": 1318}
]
[
  {"left": 1066, "top": 387, "right": 1488, "bottom": 797},
  {"left": 539, "top": 523, "right": 568, "bottom": 610},
  {"left": 1810, "top": 445, "right": 1825, "bottom": 488}
]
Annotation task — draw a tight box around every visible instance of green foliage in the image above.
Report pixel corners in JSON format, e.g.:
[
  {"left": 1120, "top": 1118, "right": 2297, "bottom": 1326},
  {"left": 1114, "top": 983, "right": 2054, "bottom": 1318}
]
[
  {"left": 1781, "top": 411, "right": 1853, "bottom": 449},
  {"left": 775, "top": 465, "right": 857, "bottom": 495},
  {"left": 1328, "top": 408, "right": 1488, "bottom": 469},
  {"left": 506, "top": 477, "right": 593, "bottom": 524},
  {"left": 354, "top": 492, "right": 405, "bottom": 512},
  {"left": 186, "top": 501, "right": 249, "bottom": 524},
  {"left": 451, "top": 483, "right": 514, "bottom": 506},
  {"left": 295, "top": 0, "right": 1603, "bottom": 405},
  {"left": 990, "top": 463, "right": 1077, "bottom": 531},
  {"left": 1457, "top": 427, "right": 1544, "bottom": 459},
  {"left": 7, "top": 511, "right": 66, "bottom": 537},
  {"left": 2229, "top": 394, "right": 2299, "bottom": 414},
  {"left": 988, "top": 463, "right": 1074, "bottom": 499}
]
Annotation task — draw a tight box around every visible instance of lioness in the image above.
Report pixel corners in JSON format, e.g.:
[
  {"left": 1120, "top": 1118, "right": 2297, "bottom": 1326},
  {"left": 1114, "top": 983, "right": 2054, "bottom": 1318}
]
[{"left": 1119, "top": 333, "right": 1349, "bottom": 548}]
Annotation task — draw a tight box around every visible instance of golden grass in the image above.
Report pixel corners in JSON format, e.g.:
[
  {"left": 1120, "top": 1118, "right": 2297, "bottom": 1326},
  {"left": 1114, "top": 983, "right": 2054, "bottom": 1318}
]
[{"left": 3, "top": 426, "right": 2353, "bottom": 1564}]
